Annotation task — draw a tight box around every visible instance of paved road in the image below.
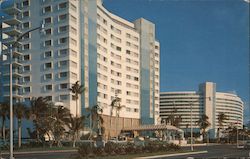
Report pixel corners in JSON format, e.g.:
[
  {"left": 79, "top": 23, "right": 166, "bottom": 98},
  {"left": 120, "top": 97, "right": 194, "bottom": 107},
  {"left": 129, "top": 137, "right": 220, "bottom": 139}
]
[
  {"left": 165, "top": 144, "right": 250, "bottom": 159},
  {"left": 1, "top": 144, "right": 250, "bottom": 159},
  {"left": 1, "top": 150, "right": 78, "bottom": 159}
]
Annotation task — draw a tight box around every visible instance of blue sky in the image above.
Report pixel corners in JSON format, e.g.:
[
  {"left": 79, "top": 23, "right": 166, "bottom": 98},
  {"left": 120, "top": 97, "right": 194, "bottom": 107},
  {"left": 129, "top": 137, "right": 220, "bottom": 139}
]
[{"left": 104, "top": 0, "right": 249, "bottom": 123}]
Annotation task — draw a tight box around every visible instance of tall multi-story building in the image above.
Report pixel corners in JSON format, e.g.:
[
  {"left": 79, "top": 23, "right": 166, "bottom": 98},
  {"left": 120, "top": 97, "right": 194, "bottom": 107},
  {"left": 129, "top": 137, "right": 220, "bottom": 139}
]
[
  {"left": 160, "top": 82, "right": 244, "bottom": 138},
  {"left": 0, "top": 0, "right": 160, "bottom": 137}
]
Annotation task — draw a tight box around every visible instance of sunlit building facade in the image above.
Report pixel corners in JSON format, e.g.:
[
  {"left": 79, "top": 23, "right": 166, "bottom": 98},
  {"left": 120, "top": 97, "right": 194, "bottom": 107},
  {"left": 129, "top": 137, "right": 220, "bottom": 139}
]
[
  {"left": 0, "top": 0, "right": 160, "bottom": 137},
  {"left": 160, "top": 82, "right": 244, "bottom": 138}
]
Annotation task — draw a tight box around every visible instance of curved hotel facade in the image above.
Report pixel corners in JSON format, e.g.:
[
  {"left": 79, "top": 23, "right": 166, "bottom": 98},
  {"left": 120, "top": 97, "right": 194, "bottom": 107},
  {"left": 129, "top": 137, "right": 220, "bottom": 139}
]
[
  {"left": 160, "top": 82, "right": 244, "bottom": 138},
  {"left": 0, "top": 0, "right": 160, "bottom": 137}
]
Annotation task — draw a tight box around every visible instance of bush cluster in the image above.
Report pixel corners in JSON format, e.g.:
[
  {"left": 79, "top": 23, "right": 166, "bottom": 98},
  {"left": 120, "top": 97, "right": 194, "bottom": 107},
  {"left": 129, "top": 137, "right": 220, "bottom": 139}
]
[{"left": 77, "top": 141, "right": 180, "bottom": 158}]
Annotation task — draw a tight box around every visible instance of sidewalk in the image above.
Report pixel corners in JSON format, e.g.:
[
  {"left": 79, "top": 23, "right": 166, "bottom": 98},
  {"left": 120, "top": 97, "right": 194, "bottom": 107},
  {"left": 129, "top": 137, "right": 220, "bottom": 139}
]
[{"left": 1, "top": 149, "right": 77, "bottom": 155}]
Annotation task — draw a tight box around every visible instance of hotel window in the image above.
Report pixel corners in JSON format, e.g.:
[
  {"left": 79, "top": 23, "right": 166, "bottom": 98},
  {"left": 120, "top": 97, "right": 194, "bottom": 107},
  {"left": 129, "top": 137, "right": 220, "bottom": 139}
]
[
  {"left": 60, "top": 95, "right": 68, "bottom": 100},
  {"left": 59, "top": 37, "right": 68, "bottom": 44},
  {"left": 59, "top": 25, "right": 68, "bottom": 33},
  {"left": 23, "top": 76, "right": 30, "bottom": 82},
  {"left": 24, "top": 87, "right": 30, "bottom": 93},
  {"left": 22, "top": 33, "right": 30, "bottom": 40},
  {"left": 45, "top": 28, "right": 52, "bottom": 35},
  {"left": 59, "top": 49, "right": 68, "bottom": 56},
  {"left": 44, "top": 17, "right": 52, "bottom": 24},
  {"left": 23, "top": 65, "right": 30, "bottom": 72},
  {"left": 44, "top": 73, "right": 52, "bottom": 80},
  {"left": 43, "top": 6, "right": 52, "bottom": 13},
  {"left": 59, "top": 60, "right": 68, "bottom": 67},
  {"left": 116, "top": 46, "right": 121, "bottom": 51},
  {"left": 44, "top": 51, "right": 52, "bottom": 58},
  {"left": 59, "top": 72, "right": 68, "bottom": 78},
  {"left": 126, "top": 50, "right": 130, "bottom": 55},
  {"left": 58, "top": 2, "right": 67, "bottom": 9},
  {"left": 58, "top": 14, "right": 67, "bottom": 21},
  {"left": 23, "top": 11, "right": 29, "bottom": 18},
  {"left": 23, "top": 44, "right": 30, "bottom": 50},
  {"left": 60, "top": 83, "right": 68, "bottom": 89},
  {"left": 45, "top": 85, "right": 52, "bottom": 91},
  {"left": 23, "top": 54, "right": 30, "bottom": 61},
  {"left": 23, "top": 0, "right": 29, "bottom": 7},
  {"left": 44, "top": 62, "right": 52, "bottom": 69},
  {"left": 23, "top": 22, "right": 30, "bottom": 29},
  {"left": 44, "top": 40, "right": 52, "bottom": 46}
]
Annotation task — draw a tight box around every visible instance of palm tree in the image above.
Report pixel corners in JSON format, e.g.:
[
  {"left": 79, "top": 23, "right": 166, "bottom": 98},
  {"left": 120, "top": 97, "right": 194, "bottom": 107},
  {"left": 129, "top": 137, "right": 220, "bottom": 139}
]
[
  {"left": 88, "top": 104, "right": 103, "bottom": 139},
  {"left": 26, "top": 97, "right": 49, "bottom": 142},
  {"left": 51, "top": 105, "right": 71, "bottom": 147},
  {"left": 69, "top": 81, "right": 85, "bottom": 117},
  {"left": 197, "top": 114, "right": 211, "bottom": 143},
  {"left": 65, "top": 114, "right": 85, "bottom": 147},
  {"left": 110, "top": 95, "right": 125, "bottom": 139},
  {"left": 14, "top": 102, "right": 27, "bottom": 148},
  {"left": 0, "top": 102, "right": 9, "bottom": 142},
  {"left": 217, "top": 112, "right": 227, "bottom": 142}
]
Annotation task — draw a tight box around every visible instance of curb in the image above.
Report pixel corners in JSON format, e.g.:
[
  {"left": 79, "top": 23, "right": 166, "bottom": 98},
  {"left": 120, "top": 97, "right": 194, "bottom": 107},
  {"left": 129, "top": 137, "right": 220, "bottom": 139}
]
[
  {"left": 1, "top": 149, "right": 77, "bottom": 155},
  {"left": 135, "top": 150, "right": 208, "bottom": 159}
]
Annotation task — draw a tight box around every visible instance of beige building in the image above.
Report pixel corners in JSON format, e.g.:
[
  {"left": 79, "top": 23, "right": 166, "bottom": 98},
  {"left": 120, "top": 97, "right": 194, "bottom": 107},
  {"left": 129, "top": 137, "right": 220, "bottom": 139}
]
[
  {"left": 0, "top": 0, "right": 160, "bottom": 138},
  {"left": 160, "top": 82, "right": 244, "bottom": 138}
]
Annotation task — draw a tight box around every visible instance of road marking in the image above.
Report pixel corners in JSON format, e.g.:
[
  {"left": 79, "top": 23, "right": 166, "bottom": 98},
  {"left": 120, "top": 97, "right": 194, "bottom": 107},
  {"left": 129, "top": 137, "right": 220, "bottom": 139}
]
[{"left": 135, "top": 151, "right": 208, "bottom": 159}]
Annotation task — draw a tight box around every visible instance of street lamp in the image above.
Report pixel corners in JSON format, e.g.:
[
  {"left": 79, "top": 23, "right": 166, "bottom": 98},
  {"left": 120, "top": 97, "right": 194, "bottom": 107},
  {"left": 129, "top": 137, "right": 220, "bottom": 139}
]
[{"left": 9, "top": 24, "right": 44, "bottom": 159}]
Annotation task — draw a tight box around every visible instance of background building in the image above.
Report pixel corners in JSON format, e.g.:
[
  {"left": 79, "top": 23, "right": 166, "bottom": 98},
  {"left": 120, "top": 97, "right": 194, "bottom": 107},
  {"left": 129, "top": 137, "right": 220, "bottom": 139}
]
[
  {"left": 0, "top": 0, "right": 160, "bottom": 137},
  {"left": 160, "top": 82, "right": 244, "bottom": 138}
]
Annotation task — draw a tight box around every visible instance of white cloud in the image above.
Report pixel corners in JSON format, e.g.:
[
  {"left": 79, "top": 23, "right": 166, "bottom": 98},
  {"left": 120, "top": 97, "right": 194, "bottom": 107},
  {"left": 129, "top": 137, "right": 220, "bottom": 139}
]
[{"left": 244, "top": 0, "right": 250, "bottom": 3}]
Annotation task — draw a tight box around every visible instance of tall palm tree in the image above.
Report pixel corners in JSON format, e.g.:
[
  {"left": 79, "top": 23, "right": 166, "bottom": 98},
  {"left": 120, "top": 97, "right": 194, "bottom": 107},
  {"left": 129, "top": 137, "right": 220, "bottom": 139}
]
[
  {"left": 197, "top": 114, "right": 211, "bottom": 143},
  {"left": 51, "top": 105, "right": 71, "bottom": 147},
  {"left": 26, "top": 97, "right": 49, "bottom": 142},
  {"left": 65, "top": 114, "right": 85, "bottom": 147},
  {"left": 69, "top": 81, "right": 85, "bottom": 117},
  {"left": 217, "top": 112, "right": 227, "bottom": 142},
  {"left": 14, "top": 102, "right": 27, "bottom": 148},
  {"left": 0, "top": 102, "right": 9, "bottom": 142},
  {"left": 89, "top": 105, "right": 103, "bottom": 138}
]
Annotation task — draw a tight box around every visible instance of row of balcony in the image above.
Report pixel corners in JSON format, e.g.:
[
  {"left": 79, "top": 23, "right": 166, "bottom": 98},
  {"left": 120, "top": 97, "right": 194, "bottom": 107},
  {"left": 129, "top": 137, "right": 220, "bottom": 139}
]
[
  {"left": 2, "top": 57, "right": 22, "bottom": 67},
  {"left": 2, "top": 25, "right": 21, "bottom": 36}
]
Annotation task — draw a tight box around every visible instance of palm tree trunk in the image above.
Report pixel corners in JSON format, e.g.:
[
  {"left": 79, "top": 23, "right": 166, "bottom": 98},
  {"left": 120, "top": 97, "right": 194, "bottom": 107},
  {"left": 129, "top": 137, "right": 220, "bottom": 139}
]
[
  {"left": 76, "top": 95, "right": 78, "bottom": 117},
  {"left": 2, "top": 119, "right": 5, "bottom": 142},
  {"left": 73, "top": 133, "right": 77, "bottom": 148},
  {"left": 18, "top": 120, "right": 22, "bottom": 148}
]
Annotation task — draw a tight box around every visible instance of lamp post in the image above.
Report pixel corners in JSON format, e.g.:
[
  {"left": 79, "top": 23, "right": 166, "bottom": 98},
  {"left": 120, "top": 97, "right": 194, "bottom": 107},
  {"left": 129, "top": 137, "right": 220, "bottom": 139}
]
[{"left": 9, "top": 24, "right": 44, "bottom": 159}]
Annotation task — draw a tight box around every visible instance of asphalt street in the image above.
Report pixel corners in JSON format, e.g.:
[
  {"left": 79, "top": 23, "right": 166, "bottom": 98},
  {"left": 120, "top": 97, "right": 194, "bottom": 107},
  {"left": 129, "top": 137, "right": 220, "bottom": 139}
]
[
  {"left": 165, "top": 144, "right": 250, "bottom": 159},
  {"left": 1, "top": 144, "right": 250, "bottom": 159}
]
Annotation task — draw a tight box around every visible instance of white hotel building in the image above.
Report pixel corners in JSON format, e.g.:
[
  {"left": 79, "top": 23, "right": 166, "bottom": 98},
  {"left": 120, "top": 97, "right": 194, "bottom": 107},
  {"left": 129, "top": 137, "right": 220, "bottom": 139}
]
[
  {"left": 160, "top": 82, "right": 244, "bottom": 138},
  {"left": 0, "top": 0, "right": 160, "bottom": 137}
]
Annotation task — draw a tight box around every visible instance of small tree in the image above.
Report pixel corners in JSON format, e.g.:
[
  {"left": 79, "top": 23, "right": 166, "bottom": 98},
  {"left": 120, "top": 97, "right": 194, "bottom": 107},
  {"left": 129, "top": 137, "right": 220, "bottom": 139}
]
[{"left": 197, "top": 114, "right": 211, "bottom": 143}]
